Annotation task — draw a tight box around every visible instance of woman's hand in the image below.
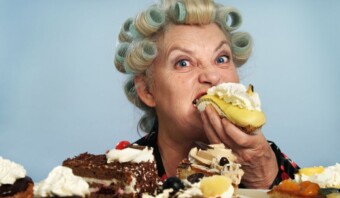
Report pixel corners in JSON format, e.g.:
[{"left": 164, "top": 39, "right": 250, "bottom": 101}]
[{"left": 200, "top": 105, "right": 278, "bottom": 189}]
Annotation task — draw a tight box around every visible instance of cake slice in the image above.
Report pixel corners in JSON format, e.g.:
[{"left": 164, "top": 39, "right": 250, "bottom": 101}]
[
  {"left": 0, "top": 156, "right": 34, "bottom": 198},
  {"left": 62, "top": 143, "right": 160, "bottom": 197}
]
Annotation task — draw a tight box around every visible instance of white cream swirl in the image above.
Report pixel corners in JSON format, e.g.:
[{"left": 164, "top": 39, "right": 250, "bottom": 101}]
[
  {"left": 34, "top": 166, "right": 90, "bottom": 197},
  {"left": 207, "top": 82, "right": 262, "bottom": 111},
  {"left": 219, "top": 185, "right": 234, "bottom": 198},
  {"left": 0, "top": 156, "right": 26, "bottom": 186},
  {"left": 295, "top": 163, "right": 340, "bottom": 188},
  {"left": 106, "top": 145, "right": 154, "bottom": 163}
]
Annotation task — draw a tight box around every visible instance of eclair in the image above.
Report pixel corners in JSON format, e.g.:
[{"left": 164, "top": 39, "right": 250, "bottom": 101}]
[{"left": 195, "top": 82, "right": 266, "bottom": 133}]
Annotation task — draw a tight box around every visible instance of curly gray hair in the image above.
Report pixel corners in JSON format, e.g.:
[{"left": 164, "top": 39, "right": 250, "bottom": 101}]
[{"left": 114, "top": 0, "right": 253, "bottom": 133}]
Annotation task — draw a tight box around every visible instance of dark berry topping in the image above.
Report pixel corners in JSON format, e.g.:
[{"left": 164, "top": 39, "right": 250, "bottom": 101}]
[
  {"left": 219, "top": 157, "right": 229, "bottom": 166},
  {"left": 162, "top": 177, "right": 184, "bottom": 195},
  {"left": 194, "top": 141, "right": 213, "bottom": 150},
  {"left": 187, "top": 173, "right": 204, "bottom": 184}
]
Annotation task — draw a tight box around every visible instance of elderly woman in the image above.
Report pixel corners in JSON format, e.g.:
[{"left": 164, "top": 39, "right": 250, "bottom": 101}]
[{"left": 114, "top": 0, "right": 298, "bottom": 189}]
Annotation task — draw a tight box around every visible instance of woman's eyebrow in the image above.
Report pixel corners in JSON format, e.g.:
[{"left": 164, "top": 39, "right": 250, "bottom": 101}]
[
  {"left": 166, "top": 40, "right": 230, "bottom": 57},
  {"left": 214, "top": 40, "right": 230, "bottom": 52},
  {"left": 166, "top": 45, "right": 193, "bottom": 57}
]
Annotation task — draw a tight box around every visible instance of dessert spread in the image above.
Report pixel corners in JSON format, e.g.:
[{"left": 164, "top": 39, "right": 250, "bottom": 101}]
[{"left": 195, "top": 82, "right": 266, "bottom": 133}]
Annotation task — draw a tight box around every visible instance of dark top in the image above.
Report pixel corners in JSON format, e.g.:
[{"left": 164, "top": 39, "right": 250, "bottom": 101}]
[{"left": 135, "top": 131, "right": 300, "bottom": 188}]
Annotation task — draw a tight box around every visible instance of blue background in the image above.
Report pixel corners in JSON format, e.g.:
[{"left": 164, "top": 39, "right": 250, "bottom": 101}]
[{"left": 1, "top": 0, "right": 339, "bottom": 182}]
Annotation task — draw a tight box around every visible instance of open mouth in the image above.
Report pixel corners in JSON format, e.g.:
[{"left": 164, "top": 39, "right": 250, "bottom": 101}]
[{"left": 192, "top": 92, "right": 207, "bottom": 106}]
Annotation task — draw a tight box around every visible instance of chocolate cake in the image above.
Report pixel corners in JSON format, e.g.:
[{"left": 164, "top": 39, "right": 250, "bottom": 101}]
[
  {"left": 62, "top": 144, "right": 160, "bottom": 197},
  {"left": 0, "top": 176, "right": 34, "bottom": 198}
]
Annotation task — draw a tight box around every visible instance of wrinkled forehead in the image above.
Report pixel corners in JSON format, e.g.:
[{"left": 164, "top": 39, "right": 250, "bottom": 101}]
[{"left": 155, "top": 23, "right": 231, "bottom": 53}]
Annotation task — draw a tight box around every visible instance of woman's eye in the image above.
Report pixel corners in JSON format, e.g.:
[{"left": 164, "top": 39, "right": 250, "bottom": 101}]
[
  {"left": 216, "top": 55, "right": 229, "bottom": 64},
  {"left": 176, "top": 59, "right": 190, "bottom": 68}
]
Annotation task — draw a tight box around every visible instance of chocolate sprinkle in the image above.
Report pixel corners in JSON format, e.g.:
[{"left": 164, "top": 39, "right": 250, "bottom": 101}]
[
  {"left": 187, "top": 173, "right": 204, "bottom": 184},
  {"left": 194, "top": 141, "right": 213, "bottom": 150}
]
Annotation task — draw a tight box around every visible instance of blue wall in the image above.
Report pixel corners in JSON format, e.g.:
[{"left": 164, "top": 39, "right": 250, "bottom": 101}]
[{"left": 1, "top": 0, "right": 339, "bottom": 182}]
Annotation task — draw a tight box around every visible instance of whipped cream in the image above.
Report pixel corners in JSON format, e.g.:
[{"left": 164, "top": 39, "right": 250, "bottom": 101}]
[
  {"left": 189, "top": 143, "right": 236, "bottom": 165},
  {"left": 106, "top": 144, "right": 154, "bottom": 163},
  {"left": 217, "top": 184, "right": 234, "bottom": 198},
  {"left": 0, "top": 156, "right": 26, "bottom": 186},
  {"left": 178, "top": 184, "right": 204, "bottom": 198},
  {"left": 34, "top": 166, "right": 90, "bottom": 197},
  {"left": 206, "top": 82, "right": 262, "bottom": 111},
  {"left": 295, "top": 163, "right": 340, "bottom": 188}
]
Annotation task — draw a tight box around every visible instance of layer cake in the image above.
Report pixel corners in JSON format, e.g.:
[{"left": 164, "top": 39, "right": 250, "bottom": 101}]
[{"left": 34, "top": 143, "right": 160, "bottom": 197}]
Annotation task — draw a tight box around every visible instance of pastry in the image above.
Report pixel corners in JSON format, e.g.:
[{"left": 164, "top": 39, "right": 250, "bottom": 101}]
[
  {"left": 267, "top": 179, "right": 322, "bottom": 198},
  {"left": 0, "top": 156, "right": 34, "bottom": 198},
  {"left": 176, "top": 142, "right": 244, "bottom": 190},
  {"left": 294, "top": 164, "right": 340, "bottom": 188},
  {"left": 195, "top": 82, "right": 266, "bottom": 133}
]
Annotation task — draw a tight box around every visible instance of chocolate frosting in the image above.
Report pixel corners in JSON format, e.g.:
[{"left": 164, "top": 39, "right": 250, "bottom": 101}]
[{"left": 0, "top": 176, "right": 33, "bottom": 196}]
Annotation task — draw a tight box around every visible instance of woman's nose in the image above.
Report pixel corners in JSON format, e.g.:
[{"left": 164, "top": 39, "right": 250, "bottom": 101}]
[{"left": 198, "top": 66, "right": 222, "bottom": 86}]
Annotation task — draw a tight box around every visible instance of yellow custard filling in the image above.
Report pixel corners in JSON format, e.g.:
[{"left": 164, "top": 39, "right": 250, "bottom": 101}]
[
  {"left": 197, "top": 95, "right": 266, "bottom": 128},
  {"left": 299, "top": 166, "right": 325, "bottom": 176}
]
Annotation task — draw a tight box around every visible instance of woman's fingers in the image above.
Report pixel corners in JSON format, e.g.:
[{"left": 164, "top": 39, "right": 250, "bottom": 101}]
[
  {"left": 202, "top": 105, "right": 234, "bottom": 147},
  {"left": 200, "top": 108, "right": 220, "bottom": 144},
  {"left": 204, "top": 106, "right": 225, "bottom": 137},
  {"left": 202, "top": 105, "right": 264, "bottom": 152},
  {"left": 220, "top": 118, "right": 256, "bottom": 147},
  {"left": 200, "top": 105, "right": 279, "bottom": 188}
]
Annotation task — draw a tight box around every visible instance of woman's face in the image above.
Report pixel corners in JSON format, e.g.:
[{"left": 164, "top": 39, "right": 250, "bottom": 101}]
[{"left": 149, "top": 23, "right": 239, "bottom": 141}]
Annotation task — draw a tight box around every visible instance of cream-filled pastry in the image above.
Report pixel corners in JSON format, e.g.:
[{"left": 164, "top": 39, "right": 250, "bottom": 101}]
[{"left": 195, "top": 82, "right": 266, "bottom": 133}]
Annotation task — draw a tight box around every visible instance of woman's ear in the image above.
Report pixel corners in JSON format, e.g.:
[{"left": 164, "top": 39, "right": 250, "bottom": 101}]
[{"left": 134, "top": 75, "right": 156, "bottom": 107}]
